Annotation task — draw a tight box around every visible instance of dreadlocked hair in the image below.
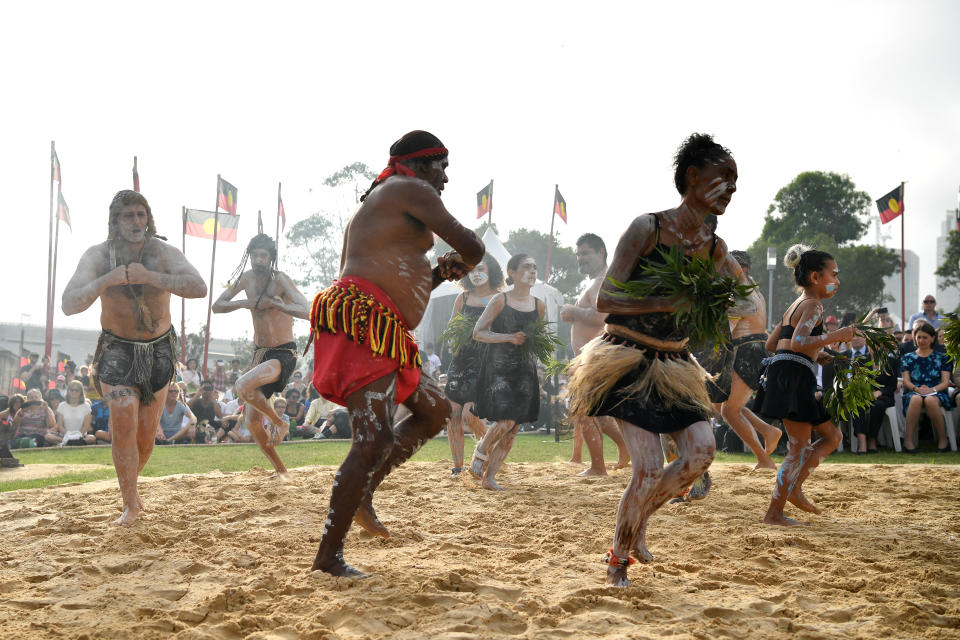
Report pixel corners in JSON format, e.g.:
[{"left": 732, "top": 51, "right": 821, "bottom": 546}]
[
  {"left": 360, "top": 130, "right": 447, "bottom": 202},
  {"left": 227, "top": 234, "right": 278, "bottom": 308},
  {"left": 108, "top": 190, "right": 156, "bottom": 241},
  {"left": 673, "top": 133, "right": 733, "bottom": 195}
]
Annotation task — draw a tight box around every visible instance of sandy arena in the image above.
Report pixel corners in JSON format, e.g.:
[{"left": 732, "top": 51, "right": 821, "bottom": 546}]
[{"left": 1, "top": 462, "right": 958, "bottom": 639}]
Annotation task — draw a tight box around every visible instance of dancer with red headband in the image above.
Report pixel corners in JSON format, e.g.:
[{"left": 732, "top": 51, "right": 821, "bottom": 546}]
[{"left": 309, "top": 130, "right": 484, "bottom": 577}]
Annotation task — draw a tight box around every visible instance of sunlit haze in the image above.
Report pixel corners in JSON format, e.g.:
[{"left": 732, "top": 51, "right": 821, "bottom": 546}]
[{"left": 3, "top": 0, "right": 958, "bottom": 341}]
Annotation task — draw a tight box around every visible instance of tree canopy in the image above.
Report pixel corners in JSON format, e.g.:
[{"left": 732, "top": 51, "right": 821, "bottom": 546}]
[
  {"left": 761, "top": 171, "right": 872, "bottom": 246},
  {"left": 745, "top": 172, "right": 898, "bottom": 320},
  {"left": 503, "top": 228, "right": 582, "bottom": 298},
  {"left": 935, "top": 230, "right": 960, "bottom": 293}
]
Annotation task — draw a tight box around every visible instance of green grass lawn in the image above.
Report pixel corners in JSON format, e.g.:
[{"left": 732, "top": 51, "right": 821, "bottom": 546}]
[{"left": 2, "top": 435, "right": 958, "bottom": 493}]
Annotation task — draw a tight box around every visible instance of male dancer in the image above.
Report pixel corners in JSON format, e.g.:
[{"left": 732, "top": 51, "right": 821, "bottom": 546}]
[
  {"left": 720, "top": 250, "right": 781, "bottom": 469},
  {"left": 560, "top": 233, "right": 629, "bottom": 476},
  {"left": 566, "top": 134, "right": 741, "bottom": 586},
  {"left": 309, "top": 131, "right": 484, "bottom": 577},
  {"left": 213, "top": 233, "right": 309, "bottom": 477},
  {"left": 62, "top": 190, "right": 207, "bottom": 526}
]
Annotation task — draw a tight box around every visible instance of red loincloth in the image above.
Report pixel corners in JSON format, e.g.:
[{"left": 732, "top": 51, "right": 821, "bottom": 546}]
[{"left": 310, "top": 276, "right": 421, "bottom": 406}]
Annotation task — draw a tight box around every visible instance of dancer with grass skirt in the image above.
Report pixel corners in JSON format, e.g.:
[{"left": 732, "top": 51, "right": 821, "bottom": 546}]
[{"left": 566, "top": 133, "right": 746, "bottom": 587}]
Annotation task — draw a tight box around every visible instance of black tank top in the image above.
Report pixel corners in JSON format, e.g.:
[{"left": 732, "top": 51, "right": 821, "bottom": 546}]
[
  {"left": 605, "top": 213, "right": 717, "bottom": 342},
  {"left": 779, "top": 302, "right": 824, "bottom": 340}
]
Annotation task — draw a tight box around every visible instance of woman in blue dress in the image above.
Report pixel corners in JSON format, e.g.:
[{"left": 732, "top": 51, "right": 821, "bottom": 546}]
[{"left": 901, "top": 322, "right": 953, "bottom": 452}]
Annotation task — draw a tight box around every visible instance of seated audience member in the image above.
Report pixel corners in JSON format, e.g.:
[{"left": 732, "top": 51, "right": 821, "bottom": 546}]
[
  {"left": 46, "top": 389, "right": 63, "bottom": 414},
  {"left": 313, "top": 408, "right": 352, "bottom": 440},
  {"left": 283, "top": 388, "right": 305, "bottom": 427},
  {"left": 221, "top": 383, "right": 241, "bottom": 415},
  {"left": 55, "top": 380, "right": 95, "bottom": 446},
  {"left": 216, "top": 404, "right": 245, "bottom": 443},
  {"left": 13, "top": 389, "right": 58, "bottom": 448},
  {"left": 157, "top": 386, "right": 198, "bottom": 444},
  {"left": 908, "top": 295, "right": 944, "bottom": 330},
  {"left": 846, "top": 336, "right": 898, "bottom": 453},
  {"left": 900, "top": 330, "right": 916, "bottom": 355},
  {"left": 423, "top": 342, "right": 442, "bottom": 378},
  {"left": 302, "top": 387, "right": 331, "bottom": 429},
  {"left": 189, "top": 381, "right": 223, "bottom": 433},
  {"left": 181, "top": 358, "right": 203, "bottom": 394},
  {"left": 1, "top": 394, "right": 25, "bottom": 450},
  {"left": 54, "top": 374, "right": 67, "bottom": 394},
  {"left": 901, "top": 323, "right": 953, "bottom": 453},
  {"left": 286, "top": 370, "right": 307, "bottom": 396},
  {"left": 90, "top": 397, "right": 111, "bottom": 443}
]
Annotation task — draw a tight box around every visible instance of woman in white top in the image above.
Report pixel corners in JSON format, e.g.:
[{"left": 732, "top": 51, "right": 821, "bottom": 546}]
[
  {"left": 181, "top": 358, "right": 203, "bottom": 393},
  {"left": 55, "top": 380, "right": 95, "bottom": 445}
]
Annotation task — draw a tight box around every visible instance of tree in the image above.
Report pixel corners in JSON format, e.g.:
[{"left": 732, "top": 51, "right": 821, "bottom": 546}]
[
  {"left": 762, "top": 171, "right": 872, "bottom": 246},
  {"left": 182, "top": 325, "right": 208, "bottom": 365},
  {"left": 504, "top": 228, "right": 583, "bottom": 298},
  {"left": 746, "top": 172, "right": 899, "bottom": 321},
  {"left": 283, "top": 163, "right": 377, "bottom": 291},
  {"left": 284, "top": 213, "right": 342, "bottom": 290},
  {"left": 935, "top": 229, "right": 960, "bottom": 291}
]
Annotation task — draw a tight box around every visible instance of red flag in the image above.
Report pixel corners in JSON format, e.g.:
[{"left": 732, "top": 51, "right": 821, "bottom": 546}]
[
  {"left": 133, "top": 156, "right": 140, "bottom": 192},
  {"left": 52, "top": 150, "right": 61, "bottom": 184},
  {"left": 184, "top": 209, "right": 239, "bottom": 242},
  {"left": 57, "top": 191, "right": 72, "bottom": 231},
  {"left": 278, "top": 192, "right": 286, "bottom": 231},
  {"left": 19, "top": 356, "right": 28, "bottom": 367},
  {"left": 554, "top": 186, "right": 567, "bottom": 223},
  {"left": 217, "top": 176, "right": 238, "bottom": 215},
  {"left": 875, "top": 185, "right": 903, "bottom": 224}
]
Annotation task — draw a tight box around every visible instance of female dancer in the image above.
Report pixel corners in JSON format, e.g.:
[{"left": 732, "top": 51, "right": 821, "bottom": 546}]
[
  {"left": 470, "top": 254, "right": 544, "bottom": 490},
  {"left": 901, "top": 322, "right": 952, "bottom": 452},
  {"left": 443, "top": 255, "right": 502, "bottom": 474},
  {"left": 755, "top": 245, "right": 854, "bottom": 526}
]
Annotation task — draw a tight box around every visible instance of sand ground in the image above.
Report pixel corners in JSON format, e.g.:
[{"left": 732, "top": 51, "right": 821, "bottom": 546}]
[{"left": 1, "top": 462, "right": 958, "bottom": 639}]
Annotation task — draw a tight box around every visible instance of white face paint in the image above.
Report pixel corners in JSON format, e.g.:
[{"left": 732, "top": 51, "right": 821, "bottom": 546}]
[
  {"left": 521, "top": 271, "right": 536, "bottom": 285},
  {"left": 469, "top": 271, "right": 488, "bottom": 286}
]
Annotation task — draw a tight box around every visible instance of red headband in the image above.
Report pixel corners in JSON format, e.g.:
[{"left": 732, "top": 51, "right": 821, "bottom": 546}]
[{"left": 374, "top": 146, "right": 448, "bottom": 182}]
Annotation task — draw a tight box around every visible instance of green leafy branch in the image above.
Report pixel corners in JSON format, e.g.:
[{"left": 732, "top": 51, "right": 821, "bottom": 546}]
[
  {"left": 438, "top": 313, "right": 479, "bottom": 354},
  {"left": 941, "top": 313, "right": 960, "bottom": 364},
  {"left": 520, "top": 318, "right": 565, "bottom": 365},
  {"left": 606, "top": 245, "right": 755, "bottom": 347}
]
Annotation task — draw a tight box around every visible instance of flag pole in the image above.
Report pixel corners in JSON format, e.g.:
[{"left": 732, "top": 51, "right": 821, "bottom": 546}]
[
  {"left": 50, "top": 189, "right": 63, "bottom": 355},
  {"left": 488, "top": 179, "right": 494, "bottom": 229},
  {"left": 276, "top": 181, "right": 282, "bottom": 265},
  {"left": 201, "top": 177, "right": 221, "bottom": 378},
  {"left": 544, "top": 185, "right": 557, "bottom": 283},
  {"left": 133, "top": 156, "right": 140, "bottom": 192},
  {"left": 44, "top": 141, "right": 56, "bottom": 358},
  {"left": 181, "top": 206, "right": 187, "bottom": 364},
  {"left": 900, "top": 181, "right": 905, "bottom": 331}
]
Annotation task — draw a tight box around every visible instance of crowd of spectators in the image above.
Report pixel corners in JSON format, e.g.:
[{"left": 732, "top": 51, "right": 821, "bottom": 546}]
[{"left": 2, "top": 294, "right": 957, "bottom": 454}]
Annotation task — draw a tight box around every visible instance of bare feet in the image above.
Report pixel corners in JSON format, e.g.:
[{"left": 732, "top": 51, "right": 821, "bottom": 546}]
[
  {"left": 312, "top": 549, "right": 370, "bottom": 578},
  {"left": 613, "top": 458, "right": 630, "bottom": 470},
  {"left": 469, "top": 448, "right": 488, "bottom": 479},
  {"left": 753, "top": 458, "right": 777, "bottom": 471},
  {"left": 577, "top": 466, "right": 607, "bottom": 477},
  {"left": 762, "top": 513, "right": 806, "bottom": 527},
  {"left": 353, "top": 502, "right": 390, "bottom": 538},
  {"left": 568, "top": 457, "right": 584, "bottom": 464},
  {"left": 109, "top": 505, "right": 141, "bottom": 527},
  {"left": 270, "top": 471, "right": 293, "bottom": 482},
  {"left": 606, "top": 566, "right": 630, "bottom": 587},
  {"left": 787, "top": 489, "right": 822, "bottom": 515},
  {"left": 631, "top": 544, "right": 654, "bottom": 563},
  {"left": 762, "top": 427, "right": 782, "bottom": 456},
  {"left": 481, "top": 477, "right": 505, "bottom": 491}
]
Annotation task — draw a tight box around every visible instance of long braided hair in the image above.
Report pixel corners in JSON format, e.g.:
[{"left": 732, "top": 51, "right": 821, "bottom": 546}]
[{"left": 228, "top": 234, "right": 278, "bottom": 309}]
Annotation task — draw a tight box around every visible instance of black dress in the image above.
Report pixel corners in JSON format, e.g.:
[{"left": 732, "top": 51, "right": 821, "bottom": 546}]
[
  {"left": 444, "top": 292, "right": 488, "bottom": 405},
  {"left": 475, "top": 293, "right": 541, "bottom": 423}
]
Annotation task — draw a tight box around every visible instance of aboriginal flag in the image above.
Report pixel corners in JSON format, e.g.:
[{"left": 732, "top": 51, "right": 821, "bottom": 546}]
[
  {"left": 185, "top": 209, "right": 239, "bottom": 242},
  {"left": 57, "top": 191, "right": 71, "bottom": 231},
  {"left": 52, "top": 150, "right": 62, "bottom": 184},
  {"left": 217, "top": 176, "right": 238, "bottom": 215},
  {"left": 554, "top": 186, "right": 567, "bottom": 223},
  {"left": 477, "top": 181, "right": 492, "bottom": 219},
  {"left": 876, "top": 185, "right": 903, "bottom": 224}
]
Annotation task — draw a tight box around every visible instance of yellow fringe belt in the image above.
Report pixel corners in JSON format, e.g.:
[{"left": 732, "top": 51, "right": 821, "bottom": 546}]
[{"left": 310, "top": 281, "right": 422, "bottom": 370}]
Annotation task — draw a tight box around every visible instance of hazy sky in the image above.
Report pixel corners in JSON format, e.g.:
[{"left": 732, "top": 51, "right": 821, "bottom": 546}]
[{"left": 3, "top": 0, "right": 959, "bottom": 342}]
